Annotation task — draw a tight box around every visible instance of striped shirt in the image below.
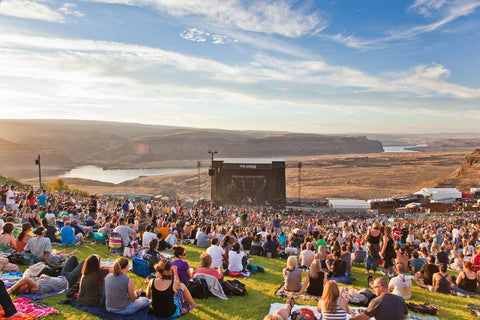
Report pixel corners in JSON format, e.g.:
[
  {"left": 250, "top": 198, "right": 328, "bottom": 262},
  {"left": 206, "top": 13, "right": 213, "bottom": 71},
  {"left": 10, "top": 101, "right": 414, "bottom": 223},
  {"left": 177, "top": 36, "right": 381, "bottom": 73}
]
[{"left": 321, "top": 302, "right": 347, "bottom": 320}]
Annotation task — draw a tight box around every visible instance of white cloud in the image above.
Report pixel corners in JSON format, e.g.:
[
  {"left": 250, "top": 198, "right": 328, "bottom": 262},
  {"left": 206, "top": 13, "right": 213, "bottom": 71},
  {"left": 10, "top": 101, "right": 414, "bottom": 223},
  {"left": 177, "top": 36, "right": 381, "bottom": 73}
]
[
  {"left": 391, "top": 0, "right": 480, "bottom": 39},
  {"left": 87, "top": 0, "right": 326, "bottom": 37},
  {"left": 179, "top": 28, "right": 235, "bottom": 44},
  {"left": 323, "top": 32, "right": 375, "bottom": 50},
  {"left": 0, "top": 0, "right": 66, "bottom": 22},
  {"left": 391, "top": 63, "right": 480, "bottom": 99},
  {"left": 179, "top": 28, "right": 208, "bottom": 42},
  {"left": 59, "top": 3, "right": 85, "bottom": 18}
]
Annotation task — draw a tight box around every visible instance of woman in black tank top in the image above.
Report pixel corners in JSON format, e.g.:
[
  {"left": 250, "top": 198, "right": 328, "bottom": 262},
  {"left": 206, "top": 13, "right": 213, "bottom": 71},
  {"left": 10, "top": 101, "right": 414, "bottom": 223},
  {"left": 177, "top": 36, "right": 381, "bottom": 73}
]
[{"left": 147, "top": 260, "right": 199, "bottom": 318}]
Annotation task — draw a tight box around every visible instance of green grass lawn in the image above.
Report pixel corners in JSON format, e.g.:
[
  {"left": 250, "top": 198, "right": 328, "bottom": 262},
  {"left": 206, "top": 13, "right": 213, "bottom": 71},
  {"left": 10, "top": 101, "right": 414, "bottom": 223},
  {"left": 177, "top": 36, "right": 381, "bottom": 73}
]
[{"left": 11, "top": 244, "right": 477, "bottom": 320}]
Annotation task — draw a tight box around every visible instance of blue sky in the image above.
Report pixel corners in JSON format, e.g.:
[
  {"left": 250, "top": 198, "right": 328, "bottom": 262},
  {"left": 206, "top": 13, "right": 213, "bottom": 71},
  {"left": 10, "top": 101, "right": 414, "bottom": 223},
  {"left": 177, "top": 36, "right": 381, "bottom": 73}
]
[{"left": 0, "top": 0, "right": 479, "bottom": 134}]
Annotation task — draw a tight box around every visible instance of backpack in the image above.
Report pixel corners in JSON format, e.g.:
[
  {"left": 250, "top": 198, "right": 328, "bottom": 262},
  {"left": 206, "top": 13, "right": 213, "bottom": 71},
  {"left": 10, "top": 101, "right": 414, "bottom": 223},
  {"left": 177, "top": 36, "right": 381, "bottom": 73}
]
[
  {"left": 347, "top": 293, "right": 368, "bottom": 307},
  {"left": 186, "top": 277, "right": 210, "bottom": 299},
  {"left": 290, "top": 308, "right": 317, "bottom": 320},
  {"left": 223, "top": 279, "right": 247, "bottom": 296},
  {"left": 132, "top": 257, "right": 151, "bottom": 278},
  {"left": 407, "top": 303, "right": 437, "bottom": 315}
]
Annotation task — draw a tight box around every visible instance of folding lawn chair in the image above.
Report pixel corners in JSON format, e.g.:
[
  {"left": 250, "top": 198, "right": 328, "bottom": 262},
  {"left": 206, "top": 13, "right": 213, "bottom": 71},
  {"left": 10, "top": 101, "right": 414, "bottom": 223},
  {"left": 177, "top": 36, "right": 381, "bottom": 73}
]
[{"left": 108, "top": 232, "right": 124, "bottom": 254}]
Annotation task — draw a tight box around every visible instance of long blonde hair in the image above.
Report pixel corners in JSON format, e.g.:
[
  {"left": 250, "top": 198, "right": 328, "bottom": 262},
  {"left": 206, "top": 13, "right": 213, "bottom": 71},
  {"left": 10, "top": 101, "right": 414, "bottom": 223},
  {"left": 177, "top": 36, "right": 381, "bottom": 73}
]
[
  {"left": 321, "top": 280, "right": 340, "bottom": 313},
  {"left": 286, "top": 256, "right": 298, "bottom": 271},
  {"left": 308, "top": 259, "right": 323, "bottom": 279}
]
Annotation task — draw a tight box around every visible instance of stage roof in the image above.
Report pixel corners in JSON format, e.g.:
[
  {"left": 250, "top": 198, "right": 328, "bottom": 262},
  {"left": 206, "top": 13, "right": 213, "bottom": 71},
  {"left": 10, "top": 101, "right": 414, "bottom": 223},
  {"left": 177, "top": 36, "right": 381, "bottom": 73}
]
[{"left": 215, "top": 158, "right": 285, "bottom": 164}]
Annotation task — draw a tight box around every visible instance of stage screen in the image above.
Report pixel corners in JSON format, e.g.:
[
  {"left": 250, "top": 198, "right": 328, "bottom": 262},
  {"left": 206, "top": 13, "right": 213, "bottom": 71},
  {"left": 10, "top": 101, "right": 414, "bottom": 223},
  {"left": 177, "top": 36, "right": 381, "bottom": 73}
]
[{"left": 212, "top": 158, "right": 286, "bottom": 208}]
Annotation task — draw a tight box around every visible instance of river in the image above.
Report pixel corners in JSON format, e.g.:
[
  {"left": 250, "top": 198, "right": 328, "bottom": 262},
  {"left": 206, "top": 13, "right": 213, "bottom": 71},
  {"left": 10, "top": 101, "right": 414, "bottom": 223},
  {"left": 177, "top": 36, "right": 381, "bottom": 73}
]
[{"left": 61, "top": 165, "right": 194, "bottom": 184}]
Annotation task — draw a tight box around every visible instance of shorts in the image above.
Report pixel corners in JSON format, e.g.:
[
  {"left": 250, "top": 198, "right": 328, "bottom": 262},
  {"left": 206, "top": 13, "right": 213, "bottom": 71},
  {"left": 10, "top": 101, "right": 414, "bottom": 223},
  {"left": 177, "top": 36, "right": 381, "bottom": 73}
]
[{"left": 172, "top": 289, "right": 191, "bottom": 317}]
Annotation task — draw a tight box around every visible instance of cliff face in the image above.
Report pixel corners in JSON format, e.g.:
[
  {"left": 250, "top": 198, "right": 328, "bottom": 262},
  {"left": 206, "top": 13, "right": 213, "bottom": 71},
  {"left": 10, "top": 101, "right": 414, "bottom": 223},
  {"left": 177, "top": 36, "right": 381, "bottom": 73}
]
[
  {"left": 435, "top": 148, "right": 480, "bottom": 189},
  {"left": 0, "top": 119, "right": 383, "bottom": 178}
]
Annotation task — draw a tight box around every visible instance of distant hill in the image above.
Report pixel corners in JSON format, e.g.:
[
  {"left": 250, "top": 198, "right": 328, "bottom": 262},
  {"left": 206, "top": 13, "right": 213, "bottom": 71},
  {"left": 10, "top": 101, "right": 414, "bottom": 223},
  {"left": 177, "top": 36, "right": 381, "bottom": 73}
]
[
  {"left": 0, "top": 119, "right": 383, "bottom": 178},
  {"left": 434, "top": 148, "right": 480, "bottom": 190}
]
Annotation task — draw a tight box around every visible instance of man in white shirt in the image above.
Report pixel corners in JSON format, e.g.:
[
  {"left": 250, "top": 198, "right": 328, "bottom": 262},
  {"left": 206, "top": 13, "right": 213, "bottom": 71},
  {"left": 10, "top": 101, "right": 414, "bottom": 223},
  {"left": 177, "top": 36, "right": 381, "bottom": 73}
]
[
  {"left": 206, "top": 237, "right": 225, "bottom": 268},
  {"left": 114, "top": 218, "right": 136, "bottom": 247},
  {"left": 299, "top": 242, "right": 315, "bottom": 269},
  {"left": 388, "top": 263, "right": 412, "bottom": 300}
]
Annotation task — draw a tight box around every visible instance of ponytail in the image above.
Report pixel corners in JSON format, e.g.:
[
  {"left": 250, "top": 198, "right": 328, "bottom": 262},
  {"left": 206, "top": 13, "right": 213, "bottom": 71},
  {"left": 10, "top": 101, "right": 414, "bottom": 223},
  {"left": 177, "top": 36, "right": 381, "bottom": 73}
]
[
  {"left": 18, "top": 222, "right": 32, "bottom": 242},
  {"left": 113, "top": 257, "right": 129, "bottom": 276}
]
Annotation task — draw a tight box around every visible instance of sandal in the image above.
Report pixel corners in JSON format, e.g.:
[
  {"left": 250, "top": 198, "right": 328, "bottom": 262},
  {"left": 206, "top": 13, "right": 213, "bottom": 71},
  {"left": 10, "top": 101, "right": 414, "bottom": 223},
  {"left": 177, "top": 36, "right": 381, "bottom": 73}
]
[{"left": 287, "top": 297, "right": 295, "bottom": 316}]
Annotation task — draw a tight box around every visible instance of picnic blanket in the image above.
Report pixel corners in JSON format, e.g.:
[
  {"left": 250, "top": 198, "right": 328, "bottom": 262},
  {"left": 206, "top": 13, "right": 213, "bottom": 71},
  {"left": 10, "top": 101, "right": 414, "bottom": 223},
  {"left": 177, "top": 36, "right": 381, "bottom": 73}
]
[
  {"left": 20, "top": 288, "right": 68, "bottom": 299},
  {"left": 274, "top": 283, "right": 321, "bottom": 301},
  {"left": 1, "top": 272, "right": 24, "bottom": 288},
  {"left": 275, "top": 283, "right": 359, "bottom": 301},
  {"left": 0, "top": 297, "right": 59, "bottom": 319},
  {"left": 268, "top": 303, "right": 366, "bottom": 319},
  {"left": 468, "top": 303, "right": 480, "bottom": 318},
  {"left": 62, "top": 298, "right": 185, "bottom": 320},
  {"left": 414, "top": 276, "right": 480, "bottom": 298}
]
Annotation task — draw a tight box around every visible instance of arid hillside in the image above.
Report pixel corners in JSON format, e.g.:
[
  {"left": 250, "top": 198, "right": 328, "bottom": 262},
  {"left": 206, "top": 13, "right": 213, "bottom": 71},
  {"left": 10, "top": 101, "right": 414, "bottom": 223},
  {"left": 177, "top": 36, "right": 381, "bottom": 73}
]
[
  {"left": 434, "top": 148, "right": 480, "bottom": 190},
  {"left": 26, "top": 151, "right": 468, "bottom": 201},
  {"left": 0, "top": 119, "right": 382, "bottom": 178}
]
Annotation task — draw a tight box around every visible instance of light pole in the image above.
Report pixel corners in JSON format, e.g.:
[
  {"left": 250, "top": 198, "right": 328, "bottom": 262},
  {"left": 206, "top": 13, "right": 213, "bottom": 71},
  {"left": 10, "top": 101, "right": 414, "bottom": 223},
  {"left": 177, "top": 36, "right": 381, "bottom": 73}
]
[
  {"left": 208, "top": 150, "right": 217, "bottom": 214},
  {"left": 298, "top": 162, "right": 302, "bottom": 206},
  {"left": 197, "top": 160, "right": 201, "bottom": 200},
  {"left": 35, "top": 154, "right": 42, "bottom": 190}
]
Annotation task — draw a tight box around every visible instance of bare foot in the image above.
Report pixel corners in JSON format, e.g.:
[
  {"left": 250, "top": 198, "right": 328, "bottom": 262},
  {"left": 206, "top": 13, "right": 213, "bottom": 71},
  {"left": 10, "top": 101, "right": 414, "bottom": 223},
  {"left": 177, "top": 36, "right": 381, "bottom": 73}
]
[
  {"left": 191, "top": 303, "right": 200, "bottom": 309},
  {"left": 58, "top": 249, "right": 66, "bottom": 255},
  {"left": 70, "top": 249, "right": 78, "bottom": 256}
]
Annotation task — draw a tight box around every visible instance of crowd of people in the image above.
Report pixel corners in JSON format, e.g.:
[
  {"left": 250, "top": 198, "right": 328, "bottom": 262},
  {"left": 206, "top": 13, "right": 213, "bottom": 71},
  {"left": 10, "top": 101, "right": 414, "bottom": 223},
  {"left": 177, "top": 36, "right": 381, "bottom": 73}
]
[{"left": 1, "top": 183, "right": 480, "bottom": 319}]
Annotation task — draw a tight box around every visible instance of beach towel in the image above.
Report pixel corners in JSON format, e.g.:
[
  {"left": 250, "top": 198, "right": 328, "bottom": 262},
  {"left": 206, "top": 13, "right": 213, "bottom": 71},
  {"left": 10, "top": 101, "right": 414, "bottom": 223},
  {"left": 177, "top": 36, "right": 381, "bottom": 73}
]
[
  {"left": 227, "top": 271, "right": 250, "bottom": 278},
  {"left": 62, "top": 298, "right": 187, "bottom": 320},
  {"left": 0, "top": 297, "right": 59, "bottom": 319},
  {"left": 1, "top": 272, "right": 24, "bottom": 288}
]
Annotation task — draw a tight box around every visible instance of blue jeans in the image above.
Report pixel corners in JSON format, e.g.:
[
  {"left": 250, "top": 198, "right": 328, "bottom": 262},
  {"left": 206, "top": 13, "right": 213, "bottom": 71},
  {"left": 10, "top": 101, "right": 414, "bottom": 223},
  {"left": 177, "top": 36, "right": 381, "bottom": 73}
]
[
  {"left": 114, "top": 297, "right": 150, "bottom": 314},
  {"left": 366, "top": 255, "right": 378, "bottom": 272}
]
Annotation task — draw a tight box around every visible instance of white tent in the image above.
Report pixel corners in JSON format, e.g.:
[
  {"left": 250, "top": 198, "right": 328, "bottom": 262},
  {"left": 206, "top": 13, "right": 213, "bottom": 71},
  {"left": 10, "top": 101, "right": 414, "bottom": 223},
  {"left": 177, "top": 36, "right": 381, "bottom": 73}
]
[
  {"left": 328, "top": 198, "right": 371, "bottom": 209},
  {"left": 414, "top": 188, "right": 461, "bottom": 203}
]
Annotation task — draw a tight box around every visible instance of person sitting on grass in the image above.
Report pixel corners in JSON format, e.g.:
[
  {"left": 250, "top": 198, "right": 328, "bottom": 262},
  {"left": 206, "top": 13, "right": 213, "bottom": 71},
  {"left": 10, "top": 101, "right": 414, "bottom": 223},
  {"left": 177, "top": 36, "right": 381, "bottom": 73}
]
[
  {"left": 295, "top": 259, "right": 327, "bottom": 297},
  {"left": 15, "top": 222, "right": 33, "bottom": 253},
  {"left": 430, "top": 263, "right": 453, "bottom": 294},
  {"left": 283, "top": 256, "right": 303, "bottom": 292},
  {"left": 105, "top": 257, "right": 150, "bottom": 314},
  {"left": 24, "top": 227, "right": 77, "bottom": 266},
  {"left": 77, "top": 254, "right": 112, "bottom": 307},
  {"left": 318, "top": 280, "right": 350, "bottom": 320},
  {"left": 196, "top": 252, "right": 224, "bottom": 281},
  {"left": 171, "top": 245, "right": 191, "bottom": 285},
  {"left": 147, "top": 260, "right": 199, "bottom": 318},
  {"left": 388, "top": 263, "right": 412, "bottom": 300},
  {"left": 60, "top": 221, "right": 84, "bottom": 245},
  {"left": 141, "top": 238, "right": 165, "bottom": 272},
  {"left": 0, "top": 222, "right": 17, "bottom": 253}
]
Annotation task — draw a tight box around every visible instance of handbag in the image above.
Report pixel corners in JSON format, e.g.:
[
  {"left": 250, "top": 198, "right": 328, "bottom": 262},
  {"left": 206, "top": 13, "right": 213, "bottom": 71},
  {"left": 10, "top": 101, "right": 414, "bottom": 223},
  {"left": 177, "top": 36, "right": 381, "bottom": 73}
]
[{"left": 123, "top": 246, "right": 135, "bottom": 257}]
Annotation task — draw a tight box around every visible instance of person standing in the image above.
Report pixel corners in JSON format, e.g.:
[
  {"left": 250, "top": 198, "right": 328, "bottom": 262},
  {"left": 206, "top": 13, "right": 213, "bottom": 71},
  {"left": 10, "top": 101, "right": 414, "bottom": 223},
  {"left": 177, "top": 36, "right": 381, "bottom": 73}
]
[
  {"left": 351, "top": 277, "right": 408, "bottom": 320},
  {"left": 365, "top": 223, "right": 381, "bottom": 275},
  {"left": 5, "top": 186, "right": 16, "bottom": 212}
]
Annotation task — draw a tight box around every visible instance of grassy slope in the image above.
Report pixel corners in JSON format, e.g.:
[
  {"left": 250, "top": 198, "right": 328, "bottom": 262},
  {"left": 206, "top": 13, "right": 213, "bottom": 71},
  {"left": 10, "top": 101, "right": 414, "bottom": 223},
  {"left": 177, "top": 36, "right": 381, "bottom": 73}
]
[{"left": 13, "top": 244, "right": 475, "bottom": 320}]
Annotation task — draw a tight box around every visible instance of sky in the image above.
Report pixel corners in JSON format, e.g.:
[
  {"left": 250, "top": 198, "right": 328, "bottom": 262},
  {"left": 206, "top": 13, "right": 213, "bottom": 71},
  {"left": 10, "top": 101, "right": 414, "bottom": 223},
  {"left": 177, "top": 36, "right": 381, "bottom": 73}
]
[{"left": 0, "top": 0, "right": 479, "bottom": 134}]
